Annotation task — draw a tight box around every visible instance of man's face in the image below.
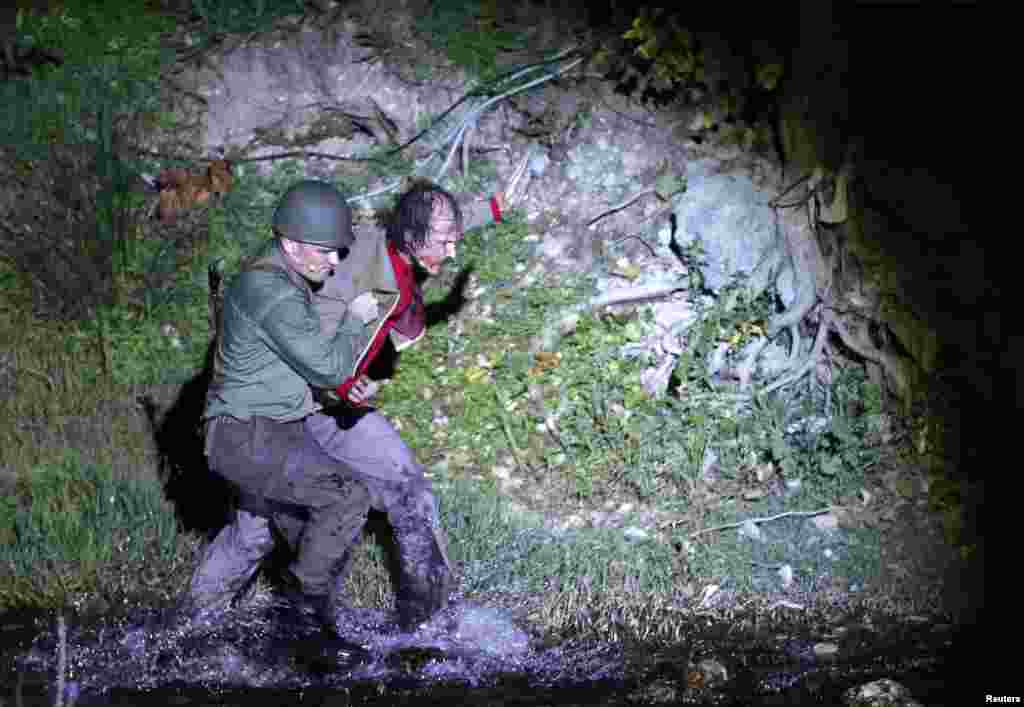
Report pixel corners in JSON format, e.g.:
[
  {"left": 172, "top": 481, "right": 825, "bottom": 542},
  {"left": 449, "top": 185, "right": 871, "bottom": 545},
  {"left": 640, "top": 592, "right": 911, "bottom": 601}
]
[
  {"left": 410, "top": 197, "right": 460, "bottom": 276},
  {"left": 281, "top": 238, "right": 342, "bottom": 284}
]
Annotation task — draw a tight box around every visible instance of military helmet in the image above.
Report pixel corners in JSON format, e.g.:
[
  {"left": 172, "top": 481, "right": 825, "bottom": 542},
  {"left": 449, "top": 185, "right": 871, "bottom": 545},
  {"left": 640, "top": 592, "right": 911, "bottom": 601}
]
[{"left": 272, "top": 180, "right": 354, "bottom": 249}]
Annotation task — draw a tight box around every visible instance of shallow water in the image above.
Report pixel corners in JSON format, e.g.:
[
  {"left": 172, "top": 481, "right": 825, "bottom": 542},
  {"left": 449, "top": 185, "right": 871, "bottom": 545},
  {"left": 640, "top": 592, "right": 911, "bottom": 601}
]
[{"left": 1, "top": 593, "right": 959, "bottom": 706}]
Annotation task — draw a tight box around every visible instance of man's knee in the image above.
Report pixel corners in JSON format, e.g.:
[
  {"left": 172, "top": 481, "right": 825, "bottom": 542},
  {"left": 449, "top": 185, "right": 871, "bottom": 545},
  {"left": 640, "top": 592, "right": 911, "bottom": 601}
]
[
  {"left": 314, "top": 411, "right": 425, "bottom": 485},
  {"left": 233, "top": 510, "right": 276, "bottom": 558},
  {"left": 322, "top": 474, "right": 372, "bottom": 519}
]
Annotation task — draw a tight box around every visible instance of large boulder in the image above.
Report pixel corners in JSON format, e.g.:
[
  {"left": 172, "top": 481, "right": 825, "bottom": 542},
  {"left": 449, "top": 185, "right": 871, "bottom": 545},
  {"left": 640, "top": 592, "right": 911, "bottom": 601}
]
[{"left": 669, "top": 159, "right": 794, "bottom": 305}]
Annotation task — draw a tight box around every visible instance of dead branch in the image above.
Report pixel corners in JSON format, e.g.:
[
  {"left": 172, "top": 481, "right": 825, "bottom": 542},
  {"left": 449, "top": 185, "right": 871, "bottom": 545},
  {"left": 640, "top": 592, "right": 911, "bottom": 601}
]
[
  {"left": 586, "top": 188, "right": 656, "bottom": 228},
  {"left": 685, "top": 507, "right": 837, "bottom": 538}
]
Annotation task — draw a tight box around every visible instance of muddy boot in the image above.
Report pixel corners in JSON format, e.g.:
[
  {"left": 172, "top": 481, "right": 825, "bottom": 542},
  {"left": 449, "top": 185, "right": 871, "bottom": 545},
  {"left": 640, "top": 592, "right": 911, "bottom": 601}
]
[
  {"left": 278, "top": 572, "right": 341, "bottom": 639},
  {"left": 393, "top": 523, "right": 454, "bottom": 631}
]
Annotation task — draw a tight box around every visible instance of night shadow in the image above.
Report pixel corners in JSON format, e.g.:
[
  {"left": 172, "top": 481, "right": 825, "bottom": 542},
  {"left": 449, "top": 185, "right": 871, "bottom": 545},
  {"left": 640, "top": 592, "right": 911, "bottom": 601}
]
[
  {"left": 425, "top": 264, "right": 474, "bottom": 327},
  {"left": 138, "top": 339, "right": 234, "bottom": 539}
]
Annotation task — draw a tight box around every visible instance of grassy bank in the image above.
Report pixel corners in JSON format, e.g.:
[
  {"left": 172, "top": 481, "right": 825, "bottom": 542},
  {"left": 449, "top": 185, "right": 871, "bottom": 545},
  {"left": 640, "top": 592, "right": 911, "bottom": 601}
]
[{"left": 0, "top": 154, "right": 909, "bottom": 640}]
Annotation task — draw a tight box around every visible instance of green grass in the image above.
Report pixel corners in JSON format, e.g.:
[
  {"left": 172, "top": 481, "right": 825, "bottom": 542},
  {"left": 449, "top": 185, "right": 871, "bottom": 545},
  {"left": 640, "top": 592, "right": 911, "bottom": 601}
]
[
  {"left": 438, "top": 476, "right": 675, "bottom": 595},
  {"left": 0, "top": 452, "right": 197, "bottom": 609},
  {"left": 0, "top": 85, "right": 908, "bottom": 632},
  {"left": 370, "top": 203, "right": 895, "bottom": 609}
]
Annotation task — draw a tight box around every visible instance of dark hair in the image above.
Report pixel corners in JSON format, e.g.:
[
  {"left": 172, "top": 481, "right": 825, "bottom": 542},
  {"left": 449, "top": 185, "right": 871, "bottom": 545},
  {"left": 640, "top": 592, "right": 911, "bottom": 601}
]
[{"left": 385, "top": 180, "right": 462, "bottom": 255}]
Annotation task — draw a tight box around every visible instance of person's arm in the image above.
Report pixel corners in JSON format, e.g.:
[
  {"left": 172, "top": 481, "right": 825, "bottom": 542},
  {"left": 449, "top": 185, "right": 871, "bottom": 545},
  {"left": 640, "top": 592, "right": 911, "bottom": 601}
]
[{"left": 256, "top": 281, "right": 368, "bottom": 390}]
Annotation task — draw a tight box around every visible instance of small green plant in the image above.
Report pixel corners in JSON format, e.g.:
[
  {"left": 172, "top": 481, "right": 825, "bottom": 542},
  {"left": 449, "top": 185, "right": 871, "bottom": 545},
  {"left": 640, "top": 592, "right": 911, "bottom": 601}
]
[
  {"left": 590, "top": 6, "right": 705, "bottom": 106},
  {"left": 415, "top": 0, "right": 527, "bottom": 81},
  {"left": 444, "top": 157, "right": 499, "bottom": 196},
  {"left": 621, "top": 8, "right": 703, "bottom": 89},
  {"left": 190, "top": 0, "right": 305, "bottom": 42}
]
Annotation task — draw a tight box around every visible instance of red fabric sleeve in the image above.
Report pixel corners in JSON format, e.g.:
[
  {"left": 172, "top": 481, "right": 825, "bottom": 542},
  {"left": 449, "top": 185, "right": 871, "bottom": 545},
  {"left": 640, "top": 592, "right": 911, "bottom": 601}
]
[{"left": 334, "top": 245, "right": 425, "bottom": 405}]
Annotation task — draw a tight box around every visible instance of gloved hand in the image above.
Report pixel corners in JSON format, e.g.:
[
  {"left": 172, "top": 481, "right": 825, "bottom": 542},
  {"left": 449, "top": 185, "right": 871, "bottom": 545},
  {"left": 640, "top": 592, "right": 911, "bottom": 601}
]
[{"left": 348, "top": 292, "right": 381, "bottom": 324}]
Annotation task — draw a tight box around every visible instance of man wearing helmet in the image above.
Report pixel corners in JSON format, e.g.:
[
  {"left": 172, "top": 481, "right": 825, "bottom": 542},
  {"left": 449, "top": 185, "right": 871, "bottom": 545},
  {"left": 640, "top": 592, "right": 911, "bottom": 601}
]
[{"left": 190, "top": 178, "right": 504, "bottom": 636}]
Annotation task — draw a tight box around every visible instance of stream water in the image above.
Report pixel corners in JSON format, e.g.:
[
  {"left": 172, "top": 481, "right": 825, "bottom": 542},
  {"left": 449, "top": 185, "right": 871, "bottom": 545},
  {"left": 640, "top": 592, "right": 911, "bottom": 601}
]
[{"left": 1, "top": 591, "right": 960, "bottom": 706}]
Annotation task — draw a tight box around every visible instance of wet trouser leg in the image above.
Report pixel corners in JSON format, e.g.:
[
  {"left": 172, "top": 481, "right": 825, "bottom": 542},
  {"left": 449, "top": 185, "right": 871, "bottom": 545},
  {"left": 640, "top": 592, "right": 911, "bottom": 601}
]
[
  {"left": 305, "top": 410, "right": 453, "bottom": 626},
  {"left": 188, "top": 508, "right": 274, "bottom": 612},
  {"left": 188, "top": 416, "right": 371, "bottom": 611},
  {"left": 271, "top": 431, "right": 371, "bottom": 595}
]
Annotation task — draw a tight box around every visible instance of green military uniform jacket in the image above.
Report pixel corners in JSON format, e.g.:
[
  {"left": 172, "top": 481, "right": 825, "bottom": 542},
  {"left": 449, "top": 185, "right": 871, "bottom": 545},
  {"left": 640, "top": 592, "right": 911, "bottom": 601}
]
[{"left": 204, "top": 239, "right": 369, "bottom": 423}]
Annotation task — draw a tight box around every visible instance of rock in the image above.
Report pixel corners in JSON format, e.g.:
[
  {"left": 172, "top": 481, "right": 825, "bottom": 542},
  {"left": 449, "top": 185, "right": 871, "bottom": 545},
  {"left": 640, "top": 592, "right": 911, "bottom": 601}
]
[
  {"left": 811, "top": 513, "right": 840, "bottom": 533},
  {"left": 738, "top": 520, "right": 763, "bottom": 542},
  {"left": 623, "top": 526, "right": 649, "bottom": 542},
  {"left": 561, "top": 514, "right": 585, "bottom": 530},
  {"left": 694, "top": 658, "right": 729, "bottom": 686},
  {"left": 670, "top": 161, "right": 792, "bottom": 304},
  {"left": 813, "top": 642, "right": 839, "bottom": 659},
  {"left": 844, "top": 678, "right": 923, "bottom": 707},
  {"left": 558, "top": 313, "right": 580, "bottom": 336},
  {"left": 698, "top": 584, "right": 720, "bottom": 609},
  {"left": 778, "top": 564, "right": 794, "bottom": 589},
  {"left": 700, "top": 448, "right": 719, "bottom": 481}
]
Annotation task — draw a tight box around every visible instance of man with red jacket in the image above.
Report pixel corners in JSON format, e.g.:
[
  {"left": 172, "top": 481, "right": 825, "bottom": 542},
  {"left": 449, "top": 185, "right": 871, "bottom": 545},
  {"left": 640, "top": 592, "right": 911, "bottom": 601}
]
[{"left": 189, "top": 179, "right": 503, "bottom": 633}]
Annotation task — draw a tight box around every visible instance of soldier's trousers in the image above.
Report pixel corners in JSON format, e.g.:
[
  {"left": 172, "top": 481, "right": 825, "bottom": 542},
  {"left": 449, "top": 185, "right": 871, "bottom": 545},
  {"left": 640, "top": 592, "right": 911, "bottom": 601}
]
[{"left": 188, "top": 410, "right": 448, "bottom": 610}]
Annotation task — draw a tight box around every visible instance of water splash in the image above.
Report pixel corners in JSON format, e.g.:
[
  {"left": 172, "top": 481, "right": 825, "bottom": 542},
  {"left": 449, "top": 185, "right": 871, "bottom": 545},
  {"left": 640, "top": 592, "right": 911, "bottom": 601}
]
[
  {"left": 11, "top": 592, "right": 622, "bottom": 701},
  {"left": 5, "top": 592, "right": 954, "bottom": 705}
]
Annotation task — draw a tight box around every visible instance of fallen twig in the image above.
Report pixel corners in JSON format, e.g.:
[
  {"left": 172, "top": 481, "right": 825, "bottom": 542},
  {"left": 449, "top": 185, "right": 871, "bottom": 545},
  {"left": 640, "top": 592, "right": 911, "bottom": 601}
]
[
  {"left": 686, "top": 507, "right": 836, "bottom": 538},
  {"left": 538, "top": 281, "right": 688, "bottom": 352},
  {"left": 587, "top": 188, "right": 656, "bottom": 228},
  {"left": 240, "top": 150, "right": 373, "bottom": 163},
  {"left": 611, "top": 234, "right": 659, "bottom": 258}
]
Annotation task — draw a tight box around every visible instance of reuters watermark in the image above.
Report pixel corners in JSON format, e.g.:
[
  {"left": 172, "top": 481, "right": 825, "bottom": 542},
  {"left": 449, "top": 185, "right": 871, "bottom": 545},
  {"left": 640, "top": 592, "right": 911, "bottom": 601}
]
[{"left": 987, "top": 697, "right": 1022, "bottom": 704}]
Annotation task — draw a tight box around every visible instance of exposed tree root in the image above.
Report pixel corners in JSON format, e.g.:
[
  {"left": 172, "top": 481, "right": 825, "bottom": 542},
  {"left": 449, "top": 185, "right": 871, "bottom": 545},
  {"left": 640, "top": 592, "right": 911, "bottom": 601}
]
[
  {"left": 759, "top": 307, "right": 831, "bottom": 396},
  {"left": 830, "top": 311, "right": 915, "bottom": 403},
  {"left": 648, "top": 165, "right": 916, "bottom": 408}
]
